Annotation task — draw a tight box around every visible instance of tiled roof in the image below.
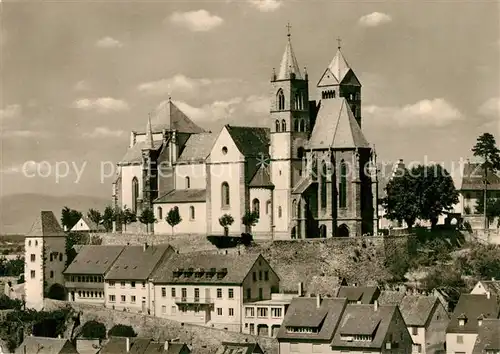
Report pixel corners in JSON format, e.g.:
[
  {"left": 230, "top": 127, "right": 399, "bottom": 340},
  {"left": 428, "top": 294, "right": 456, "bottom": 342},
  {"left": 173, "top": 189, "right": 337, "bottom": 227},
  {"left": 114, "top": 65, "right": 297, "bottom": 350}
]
[
  {"left": 26, "top": 211, "right": 66, "bottom": 237},
  {"left": 64, "top": 245, "right": 125, "bottom": 275},
  {"left": 309, "top": 99, "right": 370, "bottom": 150},
  {"left": 398, "top": 295, "right": 439, "bottom": 327},
  {"left": 276, "top": 36, "right": 302, "bottom": 80},
  {"left": 100, "top": 338, "right": 189, "bottom": 354},
  {"left": 105, "top": 244, "right": 174, "bottom": 281},
  {"left": 71, "top": 215, "right": 105, "bottom": 232},
  {"left": 460, "top": 163, "right": 500, "bottom": 191},
  {"left": 154, "top": 189, "right": 207, "bottom": 203},
  {"left": 477, "top": 280, "right": 500, "bottom": 297},
  {"left": 249, "top": 164, "right": 273, "bottom": 188},
  {"left": 146, "top": 342, "right": 189, "bottom": 354},
  {"left": 331, "top": 304, "right": 398, "bottom": 349},
  {"left": 472, "top": 319, "right": 500, "bottom": 354},
  {"left": 177, "top": 132, "right": 217, "bottom": 162},
  {"left": 151, "top": 253, "right": 263, "bottom": 285},
  {"left": 225, "top": 125, "right": 270, "bottom": 158},
  {"left": 15, "top": 336, "right": 77, "bottom": 354},
  {"left": 277, "top": 297, "right": 348, "bottom": 341},
  {"left": 325, "top": 48, "right": 352, "bottom": 84},
  {"left": 118, "top": 140, "right": 163, "bottom": 166},
  {"left": 143, "top": 100, "right": 206, "bottom": 134},
  {"left": 218, "top": 342, "right": 264, "bottom": 354},
  {"left": 377, "top": 290, "right": 406, "bottom": 306},
  {"left": 336, "top": 286, "right": 380, "bottom": 304},
  {"left": 447, "top": 294, "right": 500, "bottom": 333}
]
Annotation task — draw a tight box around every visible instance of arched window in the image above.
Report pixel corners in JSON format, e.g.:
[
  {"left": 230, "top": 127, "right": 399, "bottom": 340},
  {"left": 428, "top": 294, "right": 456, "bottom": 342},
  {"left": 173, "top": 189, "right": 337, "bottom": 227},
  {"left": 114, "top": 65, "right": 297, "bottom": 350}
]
[
  {"left": 320, "top": 161, "right": 327, "bottom": 210},
  {"left": 281, "top": 119, "right": 286, "bottom": 132},
  {"left": 339, "top": 160, "right": 347, "bottom": 208},
  {"left": 252, "top": 199, "right": 260, "bottom": 217},
  {"left": 277, "top": 89, "right": 285, "bottom": 110},
  {"left": 185, "top": 176, "right": 190, "bottom": 189},
  {"left": 292, "top": 199, "right": 297, "bottom": 218},
  {"left": 294, "top": 119, "right": 299, "bottom": 132},
  {"left": 266, "top": 200, "right": 271, "bottom": 215},
  {"left": 297, "top": 147, "right": 304, "bottom": 159},
  {"left": 132, "top": 177, "right": 139, "bottom": 213},
  {"left": 221, "top": 182, "right": 230, "bottom": 208},
  {"left": 157, "top": 207, "right": 163, "bottom": 220},
  {"left": 275, "top": 120, "right": 280, "bottom": 133},
  {"left": 299, "top": 119, "right": 305, "bottom": 132},
  {"left": 278, "top": 206, "right": 282, "bottom": 218},
  {"left": 189, "top": 206, "right": 195, "bottom": 220},
  {"left": 312, "top": 159, "right": 318, "bottom": 180}
]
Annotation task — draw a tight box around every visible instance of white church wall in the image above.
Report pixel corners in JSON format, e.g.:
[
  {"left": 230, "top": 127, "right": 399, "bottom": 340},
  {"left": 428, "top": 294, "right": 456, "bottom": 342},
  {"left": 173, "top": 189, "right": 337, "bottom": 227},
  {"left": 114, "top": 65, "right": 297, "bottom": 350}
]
[
  {"left": 175, "top": 163, "right": 206, "bottom": 190},
  {"left": 121, "top": 165, "right": 143, "bottom": 210},
  {"left": 249, "top": 188, "right": 272, "bottom": 237},
  {"left": 154, "top": 202, "right": 207, "bottom": 234}
]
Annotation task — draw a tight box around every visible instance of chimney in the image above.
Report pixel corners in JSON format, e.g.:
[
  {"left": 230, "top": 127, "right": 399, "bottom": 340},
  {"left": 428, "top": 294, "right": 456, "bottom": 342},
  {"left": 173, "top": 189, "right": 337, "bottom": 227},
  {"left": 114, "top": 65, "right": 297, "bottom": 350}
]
[
  {"left": 126, "top": 338, "right": 130, "bottom": 352},
  {"left": 164, "top": 340, "right": 169, "bottom": 351},
  {"left": 487, "top": 291, "right": 491, "bottom": 299},
  {"left": 143, "top": 242, "right": 148, "bottom": 252},
  {"left": 374, "top": 300, "right": 379, "bottom": 311},
  {"left": 316, "top": 294, "right": 321, "bottom": 308},
  {"left": 298, "top": 282, "right": 303, "bottom": 297}
]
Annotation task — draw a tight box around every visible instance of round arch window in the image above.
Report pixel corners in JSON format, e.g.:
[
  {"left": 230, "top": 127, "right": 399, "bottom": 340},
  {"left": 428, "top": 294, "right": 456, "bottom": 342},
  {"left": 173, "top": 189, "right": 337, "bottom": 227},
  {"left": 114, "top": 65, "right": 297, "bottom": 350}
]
[{"left": 222, "top": 146, "right": 228, "bottom": 155}]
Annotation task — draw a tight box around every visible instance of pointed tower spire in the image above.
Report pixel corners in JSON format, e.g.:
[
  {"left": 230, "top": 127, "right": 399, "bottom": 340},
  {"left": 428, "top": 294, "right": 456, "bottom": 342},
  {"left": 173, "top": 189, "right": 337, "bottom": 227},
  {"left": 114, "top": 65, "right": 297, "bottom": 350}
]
[
  {"left": 276, "top": 22, "right": 302, "bottom": 80},
  {"left": 145, "top": 113, "right": 154, "bottom": 149},
  {"left": 327, "top": 38, "right": 351, "bottom": 83}
]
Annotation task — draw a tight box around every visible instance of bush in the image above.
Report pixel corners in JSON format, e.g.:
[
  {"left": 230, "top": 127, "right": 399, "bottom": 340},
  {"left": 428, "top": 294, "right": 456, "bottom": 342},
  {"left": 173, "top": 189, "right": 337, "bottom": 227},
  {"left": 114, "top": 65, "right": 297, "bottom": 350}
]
[
  {"left": 81, "top": 320, "right": 106, "bottom": 339},
  {"left": 240, "top": 233, "right": 253, "bottom": 246},
  {"left": 107, "top": 324, "right": 137, "bottom": 338},
  {"left": 0, "top": 295, "right": 22, "bottom": 310},
  {"left": 46, "top": 284, "right": 67, "bottom": 301}
]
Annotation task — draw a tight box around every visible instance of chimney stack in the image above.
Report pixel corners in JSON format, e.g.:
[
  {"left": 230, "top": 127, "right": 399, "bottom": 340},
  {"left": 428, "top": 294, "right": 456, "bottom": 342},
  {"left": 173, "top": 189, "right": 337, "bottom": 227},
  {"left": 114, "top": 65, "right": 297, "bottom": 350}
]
[
  {"left": 126, "top": 338, "right": 130, "bottom": 352},
  {"left": 374, "top": 300, "right": 379, "bottom": 311},
  {"left": 143, "top": 242, "right": 148, "bottom": 252},
  {"left": 316, "top": 294, "right": 321, "bottom": 309},
  {"left": 298, "top": 282, "right": 303, "bottom": 297}
]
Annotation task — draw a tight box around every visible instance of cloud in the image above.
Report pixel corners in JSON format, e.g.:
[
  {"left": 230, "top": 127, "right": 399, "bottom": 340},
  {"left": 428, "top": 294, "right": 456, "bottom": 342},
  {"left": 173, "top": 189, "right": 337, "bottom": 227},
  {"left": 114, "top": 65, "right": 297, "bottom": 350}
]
[
  {"left": 138, "top": 75, "right": 212, "bottom": 96},
  {"left": 358, "top": 12, "right": 392, "bottom": 27},
  {"left": 72, "top": 98, "right": 129, "bottom": 114},
  {"left": 169, "top": 98, "right": 243, "bottom": 122},
  {"left": 83, "top": 127, "right": 124, "bottom": 138},
  {"left": 364, "top": 98, "right": 463, "bottom": 127},
  {"left": 95, "top": 36, "right": 123, "bottom": 48},
  {"left": 1, "top": 161, "right": 51, "bottom": 176},
  {"left": 244, "top": 95, "right": 269, "bottom": 115},
  {"left": 74, "top": 80, "right": 90, "bottom": 91},
  {"left": 247, "top": 0, "right": 283, "bottom": 12},
  {"left": 1, "top": 130, "right": 48, "bottom": 138},
  {"left": 169, "top": 10, "right": 223, "bottom": 32},
  {"left": 478, "top": 97, "right": 500, "bottom": 117},
  {"left": 0, "top": 104, "right": 21, "bottom": 120}
]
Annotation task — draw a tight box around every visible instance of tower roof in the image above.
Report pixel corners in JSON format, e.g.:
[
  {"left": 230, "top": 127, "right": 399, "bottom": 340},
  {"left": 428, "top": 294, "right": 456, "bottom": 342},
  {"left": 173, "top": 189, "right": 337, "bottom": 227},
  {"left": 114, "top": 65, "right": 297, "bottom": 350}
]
[
  {"left": 144, "top": 114, "right": 154, "bottom": 150},
  {"left": 276, "top": 33, "right": 302, "bottom": 80},
  {"left": 26, "top": 211, "right": 66, "bottom": 237},
  {"left": 309, "top": 98, "right": 369, "bottom": 150},
  {"left": 147, "top": 99, "right": 206, "bottom": 134},
  {"left": 317, "top": 47, "right": 359, "bottom": 87}
]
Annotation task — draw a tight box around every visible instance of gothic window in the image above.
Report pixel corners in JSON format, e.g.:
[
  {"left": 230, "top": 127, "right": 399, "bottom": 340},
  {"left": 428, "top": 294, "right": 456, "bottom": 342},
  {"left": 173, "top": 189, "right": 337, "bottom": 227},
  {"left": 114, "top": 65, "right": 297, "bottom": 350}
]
[
  {"left": 322, "top": 91, "right": 326, "bottom": 99},
  {"left": 321, "top": 162, "right": 327, "bottom": 210},
  {"left": 292, "top": 200, "right": 297, "bottom": 218},
  {"left": 275, "top": 120, "right": 281, "bottom": 132},
  {"left": 252, "top": 199, "right": 260, "bottom": 217},
  {"left": 277, "top": 89, "right": 285, "bottom": 110},
  {"left": 339, "top": 160, "right": 347, "bottom": 208},
  {"left": 189, "top": 206, "right": 195, "bottom": 220},
  {"left": 299, "top": 119, "right": 305, "bottom": 132},
  {"left": 266, "top": 200, "right": 271, "bottom": 215},
  {"left": 281, "top": 119, "right": 286, "bottom": 132},
  {"left": 297, "top": 147, "right": 304, "bottom": 159},
  {"left": 294, "top": 119, "right": 299, "bottom": 132},
  {"left": 294, "top": 93, "right": 299, "bottom": 110},
  {"left": 157, "top": 207, "right": 163, "bottom": 220},
  {"left": 312, "top": 159, "right": 318, "bottom": 181},
  {"left": 132, "top": 177, "right": 139, "bottom": 213},
  {"left": 221, "top": 182, "right": 230, "bottom": 208},
  {"left": 278, "top": 206, "right": 282, "bottom": 218},
  {"left": 185, "top": 176, "right": 190, "bottom": 189},
  {"left": 332, "top": 90, "right": 336, "bottom": 98}
]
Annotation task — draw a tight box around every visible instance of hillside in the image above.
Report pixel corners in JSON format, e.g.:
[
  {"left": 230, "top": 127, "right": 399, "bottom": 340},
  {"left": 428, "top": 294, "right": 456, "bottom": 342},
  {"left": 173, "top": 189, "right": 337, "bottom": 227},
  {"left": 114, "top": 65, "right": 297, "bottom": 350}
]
[{"left": 0, "top": 193, "right": 109, "bottom": 234}]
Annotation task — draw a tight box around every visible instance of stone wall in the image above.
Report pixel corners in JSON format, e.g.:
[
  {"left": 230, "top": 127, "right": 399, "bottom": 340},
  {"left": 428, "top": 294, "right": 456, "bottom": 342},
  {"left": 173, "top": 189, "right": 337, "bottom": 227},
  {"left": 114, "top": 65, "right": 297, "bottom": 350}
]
[{"left": 43, "top": 299, "right": 277, "bottom": 354}]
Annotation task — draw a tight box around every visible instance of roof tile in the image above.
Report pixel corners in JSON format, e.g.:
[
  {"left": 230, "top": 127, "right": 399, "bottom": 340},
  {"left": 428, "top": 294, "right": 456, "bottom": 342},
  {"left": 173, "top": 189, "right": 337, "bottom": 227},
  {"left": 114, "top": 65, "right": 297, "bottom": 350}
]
[
  {"left": 154, "top": 189, "right": 206, "bottom": 203},
  {"left": 26, "top": 211, "right": 66, "bottom": 237}
]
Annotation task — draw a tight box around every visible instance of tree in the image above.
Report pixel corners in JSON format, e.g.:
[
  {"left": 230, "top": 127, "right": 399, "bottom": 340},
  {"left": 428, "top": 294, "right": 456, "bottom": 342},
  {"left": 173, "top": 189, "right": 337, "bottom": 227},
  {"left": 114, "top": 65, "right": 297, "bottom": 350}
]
[
  {"left": 65, "top": 232, "right": 86, "bottom": 267},
  {"left": 61, "top": 207, "right": 82, "bottom": 231},
  {"left": 80, "top": 320, "right": 107, "bottom": 339},
  {"left": 219, "top": 214, "right": 234, "bottom": 236},
  {"left": 472, "top": 133, "right": 500, "bottom": 229},
  {"left": 138, "top": 208, "right": 156, "bottom": 233},
  {"left": 382, "top": 169, "right": 420, "bottom": 229},
  {"left": 457, "top": 243, "right": 500, "bottom": 279},
  {"left": 165, "top": 207, "right": 182, "bottom": 237},
  {"left": 107, "top": 324, "right": 137, "bottom": 338},
  {"left": 46, "top": 284, "right": 66, "bottom": 300},
  {"left": 421, "top": 266, "right": 467, "bottom": 311},
  {"left": 102, "top": 206, "right": 115, "bottom": 232},
  {"left": 87, "top": 208, "right": 102, "bottom": 226},
  {"left": 242, "top": 211, "right": 259, "bottom": 234},
  {"left": 475, "top": 197, "right": 500, "bottom": 227}
]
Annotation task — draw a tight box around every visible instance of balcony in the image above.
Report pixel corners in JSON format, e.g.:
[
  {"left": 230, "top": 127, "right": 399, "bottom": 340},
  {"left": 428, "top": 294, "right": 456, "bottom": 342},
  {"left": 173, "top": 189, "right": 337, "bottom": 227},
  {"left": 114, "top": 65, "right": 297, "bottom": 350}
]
[{"left": 175, "top": 297, "right": 214, "bottom": 308}]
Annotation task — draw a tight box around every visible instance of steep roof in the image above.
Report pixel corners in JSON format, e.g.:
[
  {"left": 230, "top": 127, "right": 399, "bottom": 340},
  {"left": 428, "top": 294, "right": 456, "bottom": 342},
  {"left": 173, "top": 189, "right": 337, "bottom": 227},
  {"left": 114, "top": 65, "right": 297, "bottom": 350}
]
[
  {"left": 398, "top": 295, "right": 440, "bottom": 327},
  {"left": 15, "top": 336, "right": 77, "bottom": 354},
  {"left": 308, "top": 98, "right": 369, "bottom": 150},
  {"left": 145, "top": 342, "right": 189, "bottom": 354},
  {"left": 476, "top": 280, "right": 500, "bottom": 297},
  {"left": 145, "top": 100, "right": 205, "bottom": 134},
  {"left": 225, "top": 125, "right": 270, "bottom": 158},
  {"left": 151, "top": 252, "right": 263, "bottom": 285},
  {"left": 377, "top": 290, "right": 406, "bottom": 306},
  {"left": 177, "top": 132, "right": 217, "bottom": 163},
  {"left": 276, "top": 34, "right": 302, "bottom": 80},
  {"left": 336, "top": 286, "right": 380, "bottom": 304},
  {"left": 447, "top": 294, "right": 500, "bottom": 333},
  {"left": 100, "top": 338, "right": 189, "bottom": 354},
  {"left": 26, "top": 211, "right": 66, "bottom": 237},
  {"left": 105, "top": 244, "right": 174, "bottom": 281},
  {"left": 472, "top": 319, "right": 500, "bottom": 354},
  {"left": 71, "top": 215, "right": 105, "bottom": 232},
  {"left": 218, "top": 342, "right": 264, "bottom": 354},
  {"left": 277, "top": 297, "right": 348, "bottom": 341},
  {"left": 249, "top": 164, "right": 273, "bottom": 188},
  {"left": 64, "top": 245, "right": 125, "bottom": 275},
  {"left": 461, "top": 162, "right": 500, "bottom": 190},
  {"left": 331, "top": 304, "right": 398, "bottom": 349},
  {"left": 118, "top": 140, "right": 163, "bottom": 166},
  {"left": 154, "top": 189, "right": 207, "bottom": 204},
  {"left": 317, "top": 48, "right": 359, "bottom": 87}
]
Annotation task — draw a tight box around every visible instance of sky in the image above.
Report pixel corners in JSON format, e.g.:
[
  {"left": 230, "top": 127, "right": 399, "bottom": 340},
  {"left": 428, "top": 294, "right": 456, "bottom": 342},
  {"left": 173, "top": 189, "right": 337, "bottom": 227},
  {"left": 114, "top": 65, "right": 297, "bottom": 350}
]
[{"left": 0, "top": 0, "right": 499, "bottom": 198}]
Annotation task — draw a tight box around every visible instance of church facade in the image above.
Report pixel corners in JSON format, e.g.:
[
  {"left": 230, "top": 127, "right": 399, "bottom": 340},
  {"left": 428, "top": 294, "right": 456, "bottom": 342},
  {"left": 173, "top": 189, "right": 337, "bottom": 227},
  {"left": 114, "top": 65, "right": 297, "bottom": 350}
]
[{"left": 113, "top": 32, "right": 379, "bottom": 239}]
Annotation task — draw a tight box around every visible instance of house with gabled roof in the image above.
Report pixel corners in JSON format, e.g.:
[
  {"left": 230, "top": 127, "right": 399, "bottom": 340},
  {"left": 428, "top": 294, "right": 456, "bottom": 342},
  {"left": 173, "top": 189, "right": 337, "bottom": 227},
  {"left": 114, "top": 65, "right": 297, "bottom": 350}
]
[
  {"left": 470, "top": 278, "right": 500, "bottom": 298},
  {"left": 114, "top": 28, "right": 378, "bottom": 240},
  {"left": 69, "top": 215, "right": 106, "bottom": 233},
  {"left": 336, "top": 285, "right": 380, "bottom": 304},
  {"left": 217, "top": 341, "right": 265, "bottom": 354},
  {"left": 15, "top": 336, "right": 78, "bottom": 354},
  {"left": 150, "top": 252, "right": 279, "bottom": 332},
  {"left": 472, "top": 318, "right": 500, "bottom": 354},
  {"left": 99, "top": 337, "right": 191, "bottom": 354}
]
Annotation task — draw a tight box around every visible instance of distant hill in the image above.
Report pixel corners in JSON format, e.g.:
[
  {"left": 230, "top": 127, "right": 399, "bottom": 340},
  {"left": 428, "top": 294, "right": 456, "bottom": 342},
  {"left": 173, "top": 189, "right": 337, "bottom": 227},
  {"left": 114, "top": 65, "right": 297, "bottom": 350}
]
[{"left": 0, "top": 193, "right": 110, "bottom": 235}]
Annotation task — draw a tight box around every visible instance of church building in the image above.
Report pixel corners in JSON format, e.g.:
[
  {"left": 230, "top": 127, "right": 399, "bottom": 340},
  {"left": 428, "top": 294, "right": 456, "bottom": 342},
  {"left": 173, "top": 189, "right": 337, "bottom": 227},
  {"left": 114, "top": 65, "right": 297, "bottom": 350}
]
[{"left": 113, "top": 29, "right": 378, "bottom": 239}]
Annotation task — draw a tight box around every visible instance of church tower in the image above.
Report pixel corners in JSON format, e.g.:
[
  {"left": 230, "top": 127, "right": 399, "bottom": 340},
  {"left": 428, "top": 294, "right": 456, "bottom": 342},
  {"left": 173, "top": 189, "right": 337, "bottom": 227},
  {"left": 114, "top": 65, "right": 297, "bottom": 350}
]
[
  {"left": 270, "top": 25, "right": 310, "bottom": 239},
  {"left": 140, "top": 114, "right": 159, "bottom": 214},
  {"left": 317, "top": 40, "right": 362, "bottom": 127}
]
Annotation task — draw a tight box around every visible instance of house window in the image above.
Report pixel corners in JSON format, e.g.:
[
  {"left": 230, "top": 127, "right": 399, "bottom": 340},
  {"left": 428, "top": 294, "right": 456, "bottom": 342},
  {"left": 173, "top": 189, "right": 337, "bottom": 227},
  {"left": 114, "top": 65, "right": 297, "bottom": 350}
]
[
  {"left": 157, "top": 207, "right": 163, "bottom": 220},
  {"left": 412, "top": 327, "right": 418, "bottom": 335},
  {"left": 249, "top": 324, "right": 255, "bottom": 334},
  {"left": 181, "top": 288, "right": 187, "bottom": 299},
  {"left": 294, "top": 119, "right": 299, "bottom": 132},
  {"left": 59, "top": 254, "right": 63, "bottom": 261},
  {"left": 281, "top": 119, "right": 286, "bottom": 132},
  {"left": 299, "top": 119, "right": 306, "bottom": 132},
  {"left": 30, "top": 254, "right": 35, "bottom": 262},
  {"left": 217, "top": 308, "right": 223, "bottom": 316},
  {"left": 109, "top": 295, "right": 115, "bottom": 302},
  {"left": 131, "top": 281, "right": 136, "bottom": 288},
  {"left": 161, "top": 305, "right": 166, "bottom": 314},
  {"left": 120, "top": 282, "right": 125, "bottom": 288},
  {"left": 121, "top": 295, "right": 126, "bottom": 303},
  {"left": 259, "top": 288, "right": 263, "bottom": 300},
  {"left": 252, "top": 199, "right": 260, "bottom": 217},
  {"left": 132, "top": 177, "right": 139, "bottom": 213},
  {"left": 275, "top": 120, "right": 280, "bottom": 132},
  {"left": 194, "top": 288, "right": 200, "bottom": 301},
  {"left": 271, "top": 307, "right": 282, "bottom": 317},
  {"left": 30, "top": 270, "right": 35, "bottom": 279},
  {"left": 246, "top": 288, "right": 251, "bottom": 299},
  {"left": 50, "top": 254, "right": 53, "bottom": 261},
  {"left": 259, "top": 271, "right": 262, "bottom": 281},
  {"left": 456, "top": 335, "right": 463, "bottom": 344},
  {"left": 28, "top": 240, "right": 31, "bottom": 246},
  {"left": 292, "top": 199, "right": 297, "bottom": 218},
  {"left": 35, "top": 240, "right": 38, "bottom": 246},
  {"left": 413, "top": 344, "right": 422, "bottom": 353},
  {"left": 339, "top": 160, "right": 347, "bottom": 208},
  {"left": 228, "top": 288, "right": 234, "bottom": 299},
  {"left": 171, "top": 306, "right": 177, "bottom": 314},
  {"left": 277, "top": 89, "right": 285, "bottom": 110},
  {"left": 217, "top": 288, "right": 222, "bottom": 298},
  {"left": 253, "top": 272, "right": 256, "bottom": 281},
  {"left": 131, "top": 296, "right": 136, "bottom": 303},
  {"left": 278, "top": 206, "right": 282, "bottom": 218},
  {"left": 142, "top": 281, "right": 146, "bottom": 288},
  {"left": 109, "top": 281, "right": 115, "bottom": 287},
  {"left": 245, "top": 307, "right": 255, "bottom": 317},
  {"left": 171, "top": 288, "right": 176, "bottom": 297},
  {"left": 266, "top": 200, "right": 271, "bottom": 215},
  {"left": 222, "top": 146, "right": 228, "bottom": 154},
  {"left": 264, "top": 271, "right": 269, "bottom": 281},
  {"left": 221, "top": 182, "right": 230, "bottom": 208},
  {"left": 185, "top": 176, "right": 190, "bottom": 189},
  {"left": 189, "top": 206, "right": 195, "bottom": 220},
  {"left": 161, "top": 287, "right": 166, "bottom": 297},
  {"left": 229, "top": 308, "right": 234, "bottom": 316},
  {"left": 320, "top": 161, "right": 327, "bottom": 210},
  {"left": 50, "top": 271, "right": 54, "bottom": 278},
  {"left": 257, "top": 307, "right": 268, "bottom": 317}
]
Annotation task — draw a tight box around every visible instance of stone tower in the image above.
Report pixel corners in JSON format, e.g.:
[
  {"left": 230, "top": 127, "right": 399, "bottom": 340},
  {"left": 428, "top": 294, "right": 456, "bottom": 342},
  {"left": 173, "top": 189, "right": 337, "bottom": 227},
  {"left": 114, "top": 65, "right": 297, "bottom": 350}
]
[{"left": 270, "top": 26, "right": 310, "bottom": 239}]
